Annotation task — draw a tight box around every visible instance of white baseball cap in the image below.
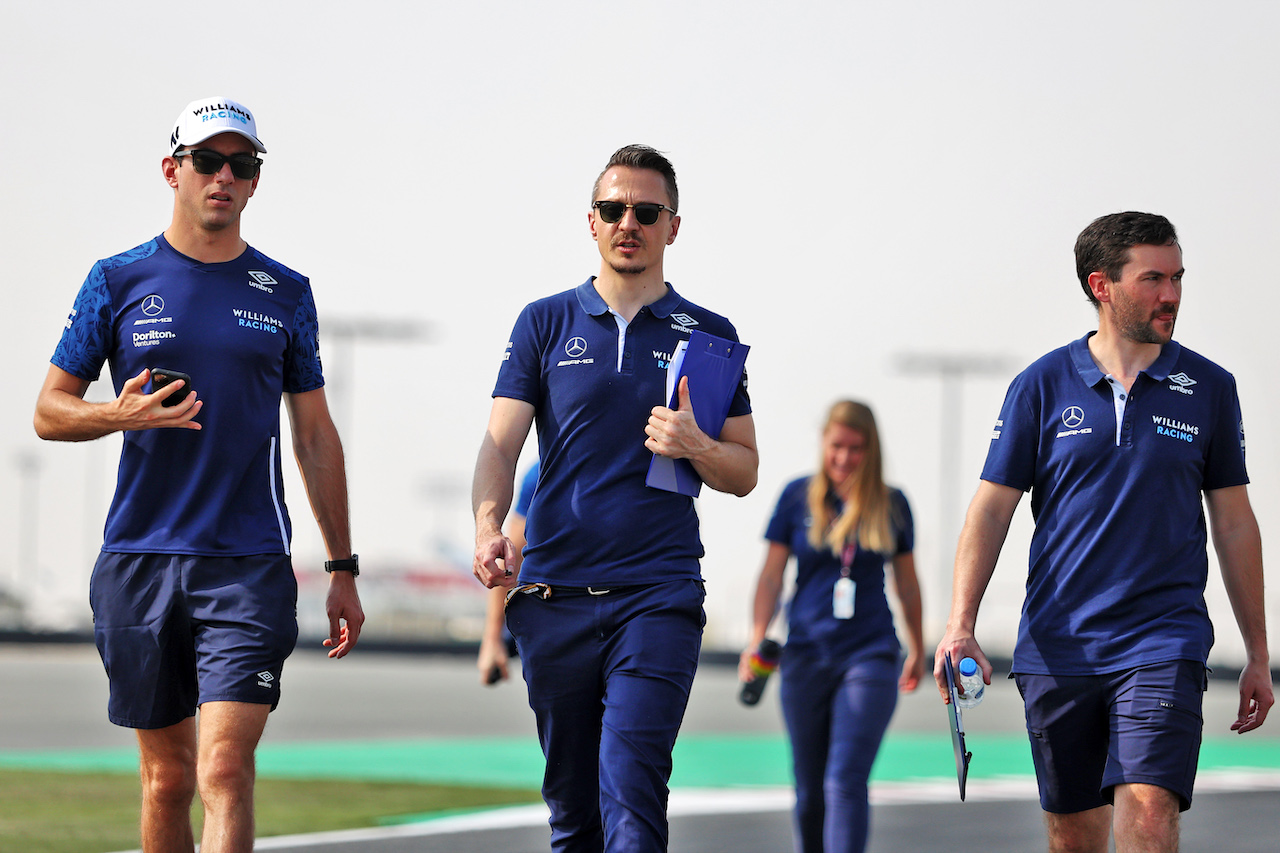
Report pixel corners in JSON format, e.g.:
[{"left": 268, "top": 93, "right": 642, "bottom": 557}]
[{"left": 169, "top": 96, "right": 267, "bottom": 154}]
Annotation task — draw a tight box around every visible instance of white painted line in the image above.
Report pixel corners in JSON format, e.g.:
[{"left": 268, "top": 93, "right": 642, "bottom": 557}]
[{"left": 103, "top": 770, "right": 1280, "bottom": 851}]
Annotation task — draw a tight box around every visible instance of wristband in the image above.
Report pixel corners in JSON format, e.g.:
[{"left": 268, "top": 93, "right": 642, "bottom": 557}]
[{"left": 324, "top": 554, "right": 359, "bottom": 577}]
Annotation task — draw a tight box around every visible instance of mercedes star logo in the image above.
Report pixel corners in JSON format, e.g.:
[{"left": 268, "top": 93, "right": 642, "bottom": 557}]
[
  {"left": 565, "top": 337, "right": 587, "bottom": 358},
  {"left": 141, "top": 294, "right": 165, "bottom": 316},
  {"left": 1061, "top": 406, "right": 1085, "bottom": 429}
]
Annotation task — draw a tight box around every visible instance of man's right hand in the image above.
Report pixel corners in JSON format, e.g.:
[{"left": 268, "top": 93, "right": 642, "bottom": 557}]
[
  {"left": 35, "top": 365, "right": 202, "bottom": 442},
  {"left": 121, "top": 367, "right": 203, "bottom": 430},
  {"left": 473, "top": 527, "right": 519, "bottom": 589},
  {"left": 478, "top": 635, "right": 509, "bottom": 685},
  {"left": 933, "top": 634, "right": 991, "bottom": 704}
]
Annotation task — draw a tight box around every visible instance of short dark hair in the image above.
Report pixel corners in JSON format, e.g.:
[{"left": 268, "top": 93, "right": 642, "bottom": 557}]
[
  {"left": 1074, "top": 212, "right": 1179, "bottom": 306},
  {"left": 592, "top": 144, "right": 679, "bottom": 212}
]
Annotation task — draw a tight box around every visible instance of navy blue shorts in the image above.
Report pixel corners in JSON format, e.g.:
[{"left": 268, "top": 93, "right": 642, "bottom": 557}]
[
  {"left": 1015, "top": 660, "right": 1208, "bottom": 813},
  {"left": 89, "top": 552, "right": 299, "bottom": 729}
]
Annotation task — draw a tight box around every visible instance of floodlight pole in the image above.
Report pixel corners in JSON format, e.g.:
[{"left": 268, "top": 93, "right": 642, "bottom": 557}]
[
  {"left": 321, "top": 318, "right": 432, "bottom": 446},
  {"left": 420, "top": 476, "right": 466, "bottom": 559},
  {"left": 14, "top": 451, "right": 40, "bottom": 596},
  {"left": 893, "top": 353, "right": 1013, "bottom": 603}
]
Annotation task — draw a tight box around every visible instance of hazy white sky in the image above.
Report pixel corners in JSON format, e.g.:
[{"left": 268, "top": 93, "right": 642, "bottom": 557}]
[{"left": 3, "top": 1, "right": 1278, "bottom": 659}]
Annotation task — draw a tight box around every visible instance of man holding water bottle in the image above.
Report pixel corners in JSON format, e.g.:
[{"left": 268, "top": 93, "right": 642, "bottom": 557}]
[{"left": 933, "top": 212, "right": 1272, "bottom": 853}]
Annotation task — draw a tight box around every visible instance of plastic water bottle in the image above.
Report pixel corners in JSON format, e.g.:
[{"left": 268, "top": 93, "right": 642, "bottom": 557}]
[
  {"left": 739, "top": 639, "right": 783, "bottom": 706},
  {"left": 957, "top": 656, "right": 985, "bottom": 709}
]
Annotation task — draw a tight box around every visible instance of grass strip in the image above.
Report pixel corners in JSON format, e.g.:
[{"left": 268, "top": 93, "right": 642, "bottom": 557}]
[{"left": 0, "top": 768, "right": 541, "bottom": 853}]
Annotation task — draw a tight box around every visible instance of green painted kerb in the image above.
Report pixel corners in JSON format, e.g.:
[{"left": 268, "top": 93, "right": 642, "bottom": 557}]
[{"left": 2, "top": 733, "right": 1276, "bottom": 790}]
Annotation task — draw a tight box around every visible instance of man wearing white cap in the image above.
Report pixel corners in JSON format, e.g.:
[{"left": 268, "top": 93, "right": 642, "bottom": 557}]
[{"left": 34, "top": 96, "right": 364, "bottom": 852}]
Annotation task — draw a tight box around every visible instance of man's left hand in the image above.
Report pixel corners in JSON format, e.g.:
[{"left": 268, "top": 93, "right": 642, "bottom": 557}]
[
  {"left": 1231, "top": 658, "right": 1275, "bottom": 734},
  {"left": 323, "top": 571, "right": 364, "bottom": 659},
  {"left": 645, "top": 376, "right": 712, "bottom": 459}
]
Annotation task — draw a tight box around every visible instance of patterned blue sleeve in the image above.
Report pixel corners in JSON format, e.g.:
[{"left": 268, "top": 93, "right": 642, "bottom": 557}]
[
  {"left": 285, "top": 284, "right": 324, "bottom": 394},
  {"left": 51, "top": 263, "right": 113, "bottom": 382}
]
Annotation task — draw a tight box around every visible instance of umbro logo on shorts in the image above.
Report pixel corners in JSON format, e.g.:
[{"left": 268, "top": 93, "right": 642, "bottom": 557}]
[{"left": 256, "top": 671, "right": 275, "bottom": 689}]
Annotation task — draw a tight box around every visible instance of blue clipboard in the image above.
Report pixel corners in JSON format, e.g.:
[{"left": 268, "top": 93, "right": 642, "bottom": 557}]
[
  {"left": 645, "top": 329, "right": 749, "bottom": 497},
  {"left": 944, "top": 652, "right": 973, "bottom": 801}
]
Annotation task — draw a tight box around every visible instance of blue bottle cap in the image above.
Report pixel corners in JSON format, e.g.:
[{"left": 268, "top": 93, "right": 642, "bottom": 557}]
[{"left": 959, "top": 657, "right": 979, "bottom": 677}]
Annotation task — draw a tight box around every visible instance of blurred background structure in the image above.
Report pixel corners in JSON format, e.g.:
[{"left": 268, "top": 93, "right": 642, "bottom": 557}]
[{"left": 3, "top": 2, "right": 1279, "bottom": 672}]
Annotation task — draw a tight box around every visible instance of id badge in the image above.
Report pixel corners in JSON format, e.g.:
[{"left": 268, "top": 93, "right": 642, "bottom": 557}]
[{"left": 833, "top": 577, "right": 855, "bottom": 620}]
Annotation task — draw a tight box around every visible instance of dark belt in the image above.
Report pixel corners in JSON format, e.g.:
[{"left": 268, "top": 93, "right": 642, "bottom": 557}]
[{"left": 505, "top": 582, "right": 645, "bottom": 605}]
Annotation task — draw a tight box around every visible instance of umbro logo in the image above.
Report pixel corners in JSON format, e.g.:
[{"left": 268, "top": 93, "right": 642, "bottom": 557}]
[
  {"left": 670, "top": 312, "right": 698, "bottom": 327},
  {"left": 248, "top": 271, "right": 276, "bottom": 293},
  {"left": 256, "top": 671, "right": 275, "bottom": 689},
  {"left": 1168, "top": 372, "right": 1196, "bottom": 395}
]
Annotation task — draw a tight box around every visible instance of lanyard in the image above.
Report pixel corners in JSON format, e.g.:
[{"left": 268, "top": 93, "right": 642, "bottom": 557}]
[{"left": 840, "top": 540, "right": 858, "bottom": 579}]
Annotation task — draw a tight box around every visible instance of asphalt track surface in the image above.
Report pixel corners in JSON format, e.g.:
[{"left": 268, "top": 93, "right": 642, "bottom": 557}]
[{"left": 5, "top": 643, "right": 1279, "bottom": 852}]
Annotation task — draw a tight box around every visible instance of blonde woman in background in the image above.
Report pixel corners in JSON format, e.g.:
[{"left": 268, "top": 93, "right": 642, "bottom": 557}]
[{"left": 740, "top": 400, "right": 924, "bottom": 853}]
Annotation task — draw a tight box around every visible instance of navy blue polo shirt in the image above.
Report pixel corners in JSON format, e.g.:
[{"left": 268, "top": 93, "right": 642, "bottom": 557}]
[
  {"left": 983, "top": 333, "right": 1248, "bottom": 676},
  {"left": 52, "top": 235, "right": 323, "bottom": 556},
  {"left": 493, "top": 279, "right": 751, "bottom": 586},
  {"left": 765, "top": 477, "right": 912, "bottom": 661}
]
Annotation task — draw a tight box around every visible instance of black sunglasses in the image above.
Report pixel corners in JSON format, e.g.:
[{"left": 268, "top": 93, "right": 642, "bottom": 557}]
[
  {"left": 592, "top": 201, "right": 675, "bottom": 226},
  {"left": 174, "top": 148, "right": 263, "bottom": 180}
]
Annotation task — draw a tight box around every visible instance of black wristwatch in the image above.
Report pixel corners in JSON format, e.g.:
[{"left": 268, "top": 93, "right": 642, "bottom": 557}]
[{"left": 324, "top": 554, "right": 359, "bottom": 577}]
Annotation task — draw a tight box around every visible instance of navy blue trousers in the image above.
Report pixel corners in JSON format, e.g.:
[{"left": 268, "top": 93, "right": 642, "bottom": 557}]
[
  {"left": 779, "top": 650, "right": 900, "bottom": 853},
  {"left": 506, "top": 579, "right": 705, "bottom": 853}
]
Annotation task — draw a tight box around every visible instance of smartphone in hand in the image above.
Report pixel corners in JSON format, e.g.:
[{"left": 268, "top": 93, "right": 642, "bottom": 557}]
[{"left": 150, "top": 369, "right": 193, "bottom": 407}]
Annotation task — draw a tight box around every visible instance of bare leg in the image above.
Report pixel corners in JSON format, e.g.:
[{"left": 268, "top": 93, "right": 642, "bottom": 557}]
[
  {"left": 195, "top": 701, "right": 272, "bottom": 853},
  {"left": 1113, "top": 783, "right": 1180, "bottom": 853},
  {"left": 137, "top": 718, "right": 198, "bottom": 853},
  {"left": 1046, "top": 805, "right": 1112, "bottom": 853}
]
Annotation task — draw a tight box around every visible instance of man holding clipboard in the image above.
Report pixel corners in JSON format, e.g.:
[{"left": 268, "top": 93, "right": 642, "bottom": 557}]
[
  {"left": 934, "top": 213, "right": 1271, "bottom": 852},
  {"left": 472, "top": 144, "right": 757, "bottom": 852},
  {"left": 943, "top": 652, "right": 973, "bottom": 801}
]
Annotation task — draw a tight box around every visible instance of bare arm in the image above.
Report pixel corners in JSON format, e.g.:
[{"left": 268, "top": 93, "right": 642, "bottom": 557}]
[
  {"left": 478, "top": 511, "right": 527, "bottom": 685},
  {"left": 284, "top": 387, "right": 363, "bottom": 658},
  {"left": 478, "top": 585, "right": 512, "bottom": 684},
  {"left": 932, "top": 480, "right": 1023, "bottom": 701},
  {"left": 738, "top": 542, "right": 790, "bottom": 681},
  {"left": 472, "top": 397, "right": 536, "bottom": 589},
  {"left": 646, "top": 376, "right": 758, "bottom": 497},
  {"left": 891, "top": 550, "right": 925, "bottom": 692},
  {"left": 34, "top": 364, "right": 202, "bottom": 441},
  {"left": 1204, "top": 484, "right": 1274, "bottom": 733}
]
